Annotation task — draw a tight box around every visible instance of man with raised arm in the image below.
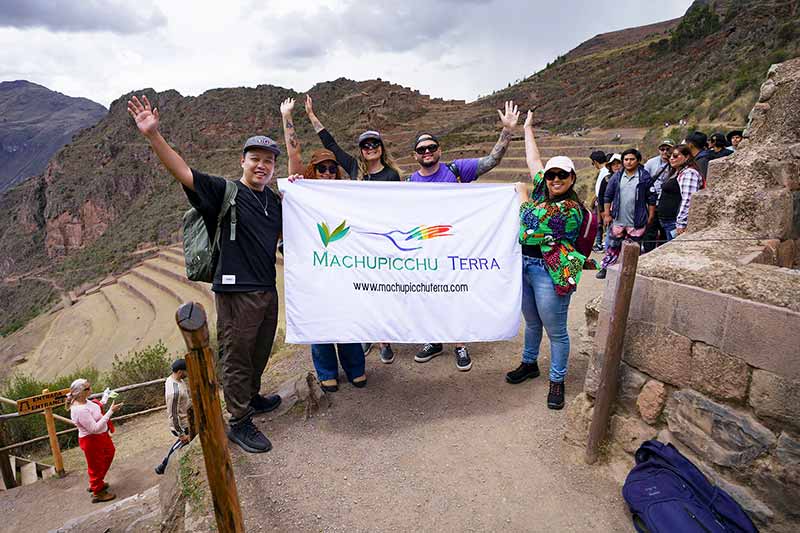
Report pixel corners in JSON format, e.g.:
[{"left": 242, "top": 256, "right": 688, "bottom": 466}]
[
  {"left": 127, "top": 95, "right": 282, "bottom": 454},
  {"left": 409, "top": 100, "right": 520, "bottom": 372}
]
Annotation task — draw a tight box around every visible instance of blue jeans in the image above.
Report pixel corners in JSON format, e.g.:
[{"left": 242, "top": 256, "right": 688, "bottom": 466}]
[
  {"left": 521, "top": 256, "right": 573, "bottom": 382},
  {"left": 659, "top": 218, "right": 677, "bottom": 241},
  {"left": 311, "top": 343, "right": 365, "bottom": 382}
]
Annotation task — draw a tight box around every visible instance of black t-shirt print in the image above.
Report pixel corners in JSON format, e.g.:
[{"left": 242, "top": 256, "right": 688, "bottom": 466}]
[{"left": 183, "top": 169, "right": 282, "bottom": 293}]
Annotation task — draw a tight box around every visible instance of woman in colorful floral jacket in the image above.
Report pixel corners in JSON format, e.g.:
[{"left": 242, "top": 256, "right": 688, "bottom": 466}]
[{"left": 505, "top": 110, "right": 586, "bottom": 410}]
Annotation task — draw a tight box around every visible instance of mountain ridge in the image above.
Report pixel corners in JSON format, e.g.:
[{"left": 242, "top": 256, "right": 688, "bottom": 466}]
[
  {"left": 0, "top": 80, "right": 106, "bottom": 193},
  {"left": 1, "top": 0, "right": 798, "bottom": 336}
]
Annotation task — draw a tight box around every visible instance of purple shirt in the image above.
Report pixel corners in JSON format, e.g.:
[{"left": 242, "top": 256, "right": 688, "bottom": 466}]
[{"left": 408, "top": 159, "right": 479, "bottom": 183}]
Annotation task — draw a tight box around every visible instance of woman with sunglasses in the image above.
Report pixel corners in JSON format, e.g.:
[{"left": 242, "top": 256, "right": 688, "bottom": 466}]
[
  {"left": 505, "top": 110, "right": 586, "bottom": 410},
  {"left": 303, "top": 95, "right": 400, "bottom": 363},
  {"left": 304, "top": 94, "right": 402, "bottom": 183},
  {"left": 280, "top": 98, "right": 367, "bottom": 392},
  {"left": 658, "top": 144, "right": 702, "bottom": 239},
  {"left": 67, "top": 378, "right": 123, "bottom": 502}
]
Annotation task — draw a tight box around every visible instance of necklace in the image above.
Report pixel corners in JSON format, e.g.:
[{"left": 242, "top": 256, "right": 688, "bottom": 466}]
[{"left": 242, "top": 182, "right": 268, "bottom": 217}]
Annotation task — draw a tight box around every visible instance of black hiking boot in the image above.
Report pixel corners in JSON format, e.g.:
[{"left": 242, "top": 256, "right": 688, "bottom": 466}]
[
  {"left": 414, "top": 343, "right": 443, "bottom": 363},
  {"left": 547, "top": 381, "right": 565, "bottom": 410},
  {"left": 596, "top": 268, "right": 607, "bottom": 279},
  {"left": 505, "top": 361, "right": 540, "bottom": 384},
  {"left": 250, "top": 394, "right": 282, "bottom": 414},
  {"left": 227, "top": 418, "right": 272, "bottom": 453}
]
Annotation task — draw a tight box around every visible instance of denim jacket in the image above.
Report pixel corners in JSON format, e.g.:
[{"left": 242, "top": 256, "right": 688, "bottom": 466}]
[{"left": 603, "top": 166, "right": 656, "bottom": 229}]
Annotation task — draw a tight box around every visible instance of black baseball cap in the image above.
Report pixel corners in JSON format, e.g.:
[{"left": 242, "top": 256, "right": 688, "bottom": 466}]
[
  {"left": 242, "top": 135, "right": 281, "bottom": 156},
  {"left": 413, "top": 133, "right": 439, "bottom": 150}
]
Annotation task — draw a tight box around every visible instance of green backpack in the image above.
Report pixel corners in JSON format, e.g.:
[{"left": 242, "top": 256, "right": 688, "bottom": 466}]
[{"left": 183, "top": 180, "right": 238, "bottom": 282}]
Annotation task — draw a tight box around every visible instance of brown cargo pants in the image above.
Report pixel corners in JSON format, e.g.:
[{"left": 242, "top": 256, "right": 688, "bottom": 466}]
[{"left": 215, "top": 290, "right": 279, "bottom": 423}]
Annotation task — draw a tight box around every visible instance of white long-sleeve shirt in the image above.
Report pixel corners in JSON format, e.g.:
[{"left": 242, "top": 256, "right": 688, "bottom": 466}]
[
  {"left": 165, "top": 375, "right": 192, "bottom": 436},
  {"left": 70, "top": 401, "right": 112, "bottom": 438}
]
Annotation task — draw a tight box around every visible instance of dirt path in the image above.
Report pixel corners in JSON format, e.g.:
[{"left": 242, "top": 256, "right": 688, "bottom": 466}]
[{"left": 233, "top": 270, "right": 630, "bottom": 532}]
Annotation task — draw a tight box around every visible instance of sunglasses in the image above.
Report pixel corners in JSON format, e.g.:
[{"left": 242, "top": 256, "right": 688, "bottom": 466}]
[
  {"left": 669, "top": 153, "right": 684, "bottom": 159},
  {"left": 315, "top": 163, "right": 338, "bottom": 174},
  {"left": 83, "top": 386, "right": 91, "bottom": 392},
  {"left": 659, "top": 146, "right": 671, "bottom": 152},
  {"left": 360, "top": 141, "right": 381, "bottom": 150},
  {"left": 544, "top": 170, "right": 571, "bottom": 181},
  {"left": 415, "top": 144, "right": 439, "bottom": 155}
]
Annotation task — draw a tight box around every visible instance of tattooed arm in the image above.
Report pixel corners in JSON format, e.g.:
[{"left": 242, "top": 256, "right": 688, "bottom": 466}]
[
  {"left": 280, "top": 98, "right": 304, "bottom": 175},
  {"left": 476, "top": 100, "right": 519, "bottom": 176},
  {"left": 304, "top": 94, "right": 325, "bottom": 133}
]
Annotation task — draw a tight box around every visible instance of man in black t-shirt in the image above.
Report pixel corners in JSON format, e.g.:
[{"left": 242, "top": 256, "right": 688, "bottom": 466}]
[{"left": 127, "top": 95, "right": 282, "bottom": 454}]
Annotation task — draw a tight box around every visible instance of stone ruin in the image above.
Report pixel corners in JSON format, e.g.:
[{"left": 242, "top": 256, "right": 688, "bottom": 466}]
[{"left": 566, "top": 57, "right": 800, "bottom": 532}]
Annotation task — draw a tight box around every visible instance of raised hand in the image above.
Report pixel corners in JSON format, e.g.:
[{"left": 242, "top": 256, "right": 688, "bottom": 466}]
[
  {"left": 280, "top": 97, "right": 295, "bottom": 117},
  {"left": 498, "top": 100, "right": 520, "bottom": 129},
  {"left": 127, "top": 95, "right": 159, "bottom": 137},
  {"left": 110, "top": 401, "right": 124, "bottom": 413},
  {"left": 524, "top": 106, "right": 539, "bottom": 129},
  {"left": 304, "top": 94, "right": 316, "bottom": 117}
]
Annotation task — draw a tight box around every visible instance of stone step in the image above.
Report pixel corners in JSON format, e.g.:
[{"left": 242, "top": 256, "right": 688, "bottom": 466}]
[{"left": 20, "top": 462, "right": 37, "bottom": 486}]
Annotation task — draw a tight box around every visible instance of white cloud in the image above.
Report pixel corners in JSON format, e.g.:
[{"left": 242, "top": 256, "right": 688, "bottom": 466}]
[{"left": 0, "top": 0, "right": 692, "bottom": 107}]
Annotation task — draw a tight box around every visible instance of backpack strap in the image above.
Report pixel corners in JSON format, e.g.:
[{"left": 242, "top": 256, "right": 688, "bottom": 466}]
[
  {"left": 213, "top": 181, "right": 239, "bottom": 248},
  {"left": 446, "top": 162, "right": 462, "bottom": 183}
]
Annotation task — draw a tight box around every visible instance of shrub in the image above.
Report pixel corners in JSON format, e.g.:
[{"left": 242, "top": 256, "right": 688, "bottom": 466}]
[{"left": 0, "top": 341, "right": 176, "bottom": 455}]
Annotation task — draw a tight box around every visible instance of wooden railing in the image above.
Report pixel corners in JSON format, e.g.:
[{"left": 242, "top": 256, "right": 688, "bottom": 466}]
[{"left": 0, "top": 377, "right": 169, "bottom": 488}]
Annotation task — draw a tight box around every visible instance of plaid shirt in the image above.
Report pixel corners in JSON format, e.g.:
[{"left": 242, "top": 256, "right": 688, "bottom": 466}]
[{"left": 676, "top": 167, "right": 702, "bottom": 229}]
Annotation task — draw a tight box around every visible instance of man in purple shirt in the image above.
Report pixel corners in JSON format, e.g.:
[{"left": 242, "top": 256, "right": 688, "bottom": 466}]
[{"left": 410, "top": 100, "right": 520, "bottom": 372}]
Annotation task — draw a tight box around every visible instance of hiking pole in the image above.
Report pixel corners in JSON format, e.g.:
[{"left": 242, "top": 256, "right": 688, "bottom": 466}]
[
  {"left": 585, "top": 241, "right": 640, "bottom": 464},
  {"left": 176, "top": 302, "right": 244, "bottom": 533}
]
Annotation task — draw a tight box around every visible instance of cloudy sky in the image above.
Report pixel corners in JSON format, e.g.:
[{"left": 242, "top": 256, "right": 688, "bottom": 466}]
[{"left": 2, "top": 0, "right": 691, "bottom": 108}]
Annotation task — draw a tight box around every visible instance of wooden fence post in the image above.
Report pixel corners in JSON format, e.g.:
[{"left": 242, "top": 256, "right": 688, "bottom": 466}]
[
  {"left": 176, "top": 302, "right": 244, "bottom": 533},
  {"left": 41, "top": 389, "right": 65, "bottom": 477},
  {"left": 0, "top": 419, "right": 17, "bottom": 489},
  {"left": 585, "top": 241, "right": 640, "bottom": 464}
]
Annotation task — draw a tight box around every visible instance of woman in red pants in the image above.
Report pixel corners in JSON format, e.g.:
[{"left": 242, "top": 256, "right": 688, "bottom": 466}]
[{"left": 67, "top": 379, "right": 123, "bottom": 502}]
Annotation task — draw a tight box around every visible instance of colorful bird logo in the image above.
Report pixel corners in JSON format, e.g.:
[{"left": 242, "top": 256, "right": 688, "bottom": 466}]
[{"left": 360, "top": 224, "right": 453, "bottom": 251}]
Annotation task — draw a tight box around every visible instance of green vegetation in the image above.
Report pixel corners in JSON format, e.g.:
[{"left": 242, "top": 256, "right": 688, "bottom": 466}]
[
  {"left": 179, "top": 445, "right": 206, "bottom": 511},
  {"left": 670, "top": 2, "right": 721, "bottom": 50},
  {"left": 0, "top": 280, "right": 56, "bottom": 336},
  {"left": 0, "top": 341, "right": 177, "bottom": 453}
]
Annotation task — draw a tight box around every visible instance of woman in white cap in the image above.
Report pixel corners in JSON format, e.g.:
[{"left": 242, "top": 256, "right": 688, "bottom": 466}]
[
  {"left": 67, "top": 378, "right": 123, "bottom": 502},
  {"left": 505, "top": 110, "right": 586, "bottom": 410}
]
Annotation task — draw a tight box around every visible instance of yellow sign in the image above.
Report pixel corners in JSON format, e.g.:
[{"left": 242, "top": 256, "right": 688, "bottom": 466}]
[{"left": 16, "top": 388, "right": 71, "bottom": 415}]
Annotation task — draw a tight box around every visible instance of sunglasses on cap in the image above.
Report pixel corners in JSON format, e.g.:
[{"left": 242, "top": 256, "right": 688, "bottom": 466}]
[
  {"left": 415, "top": 144, "right": 439, "bottom": 155},
  {"left": 544, "top": 169, "right": 571, "bottom": 181},
  {"left": 360, "top": 140, "right": 381, "bottom": 150},
  {"left": 315, "top": 163, "right": 338, "bottom": 174}
]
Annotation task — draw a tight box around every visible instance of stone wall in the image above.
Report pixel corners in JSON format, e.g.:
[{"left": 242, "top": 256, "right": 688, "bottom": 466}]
[{"left": 566, "top": 57, "right": 800, "bottom": 533}]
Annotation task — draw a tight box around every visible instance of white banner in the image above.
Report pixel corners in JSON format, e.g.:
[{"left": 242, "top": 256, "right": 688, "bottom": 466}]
[{"left": 278, "top": 179, "right": 521, "bottom": 344}]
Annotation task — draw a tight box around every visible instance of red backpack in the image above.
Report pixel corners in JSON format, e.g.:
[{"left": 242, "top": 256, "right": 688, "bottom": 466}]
[{"left": 574, "top": 206, "right": 598, "bottom": 259}]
